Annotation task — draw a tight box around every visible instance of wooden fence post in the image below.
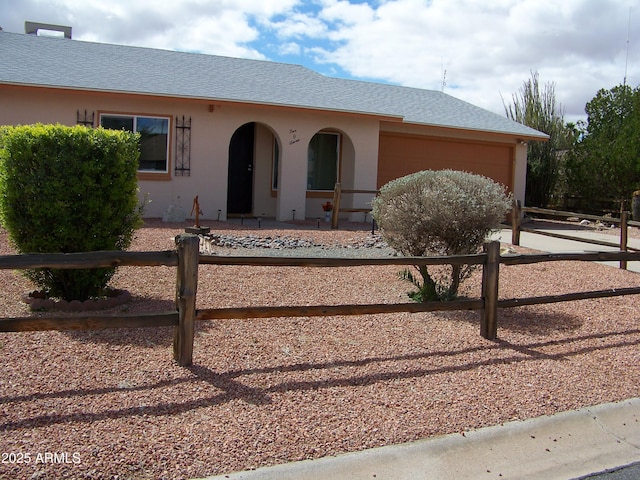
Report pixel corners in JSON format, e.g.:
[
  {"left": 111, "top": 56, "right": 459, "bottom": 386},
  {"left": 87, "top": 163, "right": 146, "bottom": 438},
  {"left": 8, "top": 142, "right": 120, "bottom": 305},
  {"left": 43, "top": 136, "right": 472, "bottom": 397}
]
[
  {"left": 174, "top": 234, "right": 199, "bottom": 366},
  {"left": 481, "top": 241, "right": 500, "bottom": 340},
  {"left": 511, "top": 200, "right": 522, "bottom": 246},
  {"left": 620, "top": 210, "right": 629, "bottom": 270},
  {"left": 331, "top": 183, "right": 342, "bottom": 229}
]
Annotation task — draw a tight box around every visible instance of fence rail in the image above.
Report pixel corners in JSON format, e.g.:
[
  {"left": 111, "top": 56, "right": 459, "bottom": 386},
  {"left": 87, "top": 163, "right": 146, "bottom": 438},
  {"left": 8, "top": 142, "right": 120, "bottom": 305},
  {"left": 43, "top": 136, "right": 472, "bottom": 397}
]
[
  {"left": 0, "top": 312, "right": 179, "bottom": 333},
  {"left": 511, "top": 201, "right": 640, "bottom": 269},
  {"left": 2, "top": 235, "right": 640, "bottom": 366},
  {"left": 0, "top": 250, "right": 178, "bottom": 269},
  {"left": 331, "top": 183, "right": 378, "bottom": 229}
]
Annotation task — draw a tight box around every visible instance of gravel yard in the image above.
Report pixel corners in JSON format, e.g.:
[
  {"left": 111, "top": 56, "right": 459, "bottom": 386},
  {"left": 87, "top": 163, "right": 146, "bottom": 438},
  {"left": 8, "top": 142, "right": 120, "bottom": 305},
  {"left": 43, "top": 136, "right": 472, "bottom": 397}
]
[{"left": 1, "top": 219, "right": 639, "bottom": 479}]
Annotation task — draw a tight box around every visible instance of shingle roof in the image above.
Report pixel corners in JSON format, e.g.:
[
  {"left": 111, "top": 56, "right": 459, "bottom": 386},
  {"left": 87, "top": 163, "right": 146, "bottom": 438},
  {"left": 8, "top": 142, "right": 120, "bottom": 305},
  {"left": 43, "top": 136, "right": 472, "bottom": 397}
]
[{"left": 0, "top": 31, "right": 547, "bottom": 140}]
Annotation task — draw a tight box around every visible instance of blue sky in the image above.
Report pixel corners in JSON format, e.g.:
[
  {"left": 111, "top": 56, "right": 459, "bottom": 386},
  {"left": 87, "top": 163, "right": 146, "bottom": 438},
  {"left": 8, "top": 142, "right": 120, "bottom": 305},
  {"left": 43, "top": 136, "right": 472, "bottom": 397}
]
[{"left": 1, "top": 0, "right": 638, "bottom": 123}]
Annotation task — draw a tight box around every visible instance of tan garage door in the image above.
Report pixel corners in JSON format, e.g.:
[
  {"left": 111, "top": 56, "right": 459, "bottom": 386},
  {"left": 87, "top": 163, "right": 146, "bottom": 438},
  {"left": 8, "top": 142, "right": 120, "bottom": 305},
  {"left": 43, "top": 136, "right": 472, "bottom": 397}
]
[{"left": 378, "top": 132, "right": 514, "bottom": 191}]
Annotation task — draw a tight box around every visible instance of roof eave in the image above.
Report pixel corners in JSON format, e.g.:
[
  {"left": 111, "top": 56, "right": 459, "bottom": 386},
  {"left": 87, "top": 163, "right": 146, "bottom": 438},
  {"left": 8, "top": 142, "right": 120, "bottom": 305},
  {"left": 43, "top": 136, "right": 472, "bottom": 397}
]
[
  {"left": 0, "top": 81, "right": 405, "bottom": 122},
  {"left": 401, "top": 120, "right": 550, "bottom": 142},
  {"left": 0, "top": 81, "right": 546, "bottom": 140}
]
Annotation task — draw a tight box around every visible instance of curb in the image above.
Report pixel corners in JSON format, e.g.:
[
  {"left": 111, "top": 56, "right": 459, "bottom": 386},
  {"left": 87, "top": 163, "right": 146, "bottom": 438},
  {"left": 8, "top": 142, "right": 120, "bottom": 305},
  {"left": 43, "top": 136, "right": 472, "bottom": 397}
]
[{"left": 200, "top": 398, "right": 640, "bottom": 480}]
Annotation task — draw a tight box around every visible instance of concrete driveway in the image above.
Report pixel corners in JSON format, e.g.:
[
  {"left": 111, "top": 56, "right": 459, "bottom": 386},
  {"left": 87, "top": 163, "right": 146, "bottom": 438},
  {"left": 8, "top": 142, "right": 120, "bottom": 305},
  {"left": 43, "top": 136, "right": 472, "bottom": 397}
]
[{"left": 492, "top": 221, "right": 640, "bottom": 273}]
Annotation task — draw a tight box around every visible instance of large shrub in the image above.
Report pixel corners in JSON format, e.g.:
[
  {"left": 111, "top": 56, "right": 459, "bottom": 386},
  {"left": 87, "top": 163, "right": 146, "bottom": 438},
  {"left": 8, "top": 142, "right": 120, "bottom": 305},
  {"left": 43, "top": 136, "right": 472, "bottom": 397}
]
[
  {"left": 0, "top": 124, "right": 142, "bottom": 301},
  {"left": 372, "top": 170, "right": 511, "bottom": 301}
]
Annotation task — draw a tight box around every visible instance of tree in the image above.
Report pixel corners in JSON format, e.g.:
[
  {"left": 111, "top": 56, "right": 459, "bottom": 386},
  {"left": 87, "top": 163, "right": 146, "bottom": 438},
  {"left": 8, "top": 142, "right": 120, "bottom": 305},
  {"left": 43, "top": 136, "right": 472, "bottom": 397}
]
[
  {"left": 371, "top": 170, "right": 511, "bottom": 301},
  {"left": 0, "top": 124, "right": 143, "bottom": 301},
  {"left": 565, "top": 84, "right": 640, "bottom": 208},
  {"left": 503, "top": 71, "right": 571, "bottom": 207}
]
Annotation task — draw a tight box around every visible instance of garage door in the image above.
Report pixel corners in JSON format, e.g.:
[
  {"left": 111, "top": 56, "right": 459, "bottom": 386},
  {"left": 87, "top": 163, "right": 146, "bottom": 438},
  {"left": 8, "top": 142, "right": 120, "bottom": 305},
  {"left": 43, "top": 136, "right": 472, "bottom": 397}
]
[{"left": 378, "top": 132, "right": 514, "bottom": 191}]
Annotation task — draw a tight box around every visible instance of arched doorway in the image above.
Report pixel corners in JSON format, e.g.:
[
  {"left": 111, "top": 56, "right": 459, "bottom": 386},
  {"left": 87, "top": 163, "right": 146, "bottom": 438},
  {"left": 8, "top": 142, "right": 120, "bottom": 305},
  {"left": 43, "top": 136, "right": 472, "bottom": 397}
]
[{"left": 227, "top": 122, "right": 255, "bottom": 215}]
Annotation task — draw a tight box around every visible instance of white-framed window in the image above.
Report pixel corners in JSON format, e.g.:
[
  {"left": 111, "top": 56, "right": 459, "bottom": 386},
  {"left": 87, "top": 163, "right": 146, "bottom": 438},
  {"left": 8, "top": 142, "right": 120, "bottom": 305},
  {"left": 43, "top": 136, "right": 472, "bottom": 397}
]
[
  {"left": 307, "top": 132, "right": 340, "bottom": 191},
  {"left": 100, "top": 114, "right": 170, "bottom": 173}
]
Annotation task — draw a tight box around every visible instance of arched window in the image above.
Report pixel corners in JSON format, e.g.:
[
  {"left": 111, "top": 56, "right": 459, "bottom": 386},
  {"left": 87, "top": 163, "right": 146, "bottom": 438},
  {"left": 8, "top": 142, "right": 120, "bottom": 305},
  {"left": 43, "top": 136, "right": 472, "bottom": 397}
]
[{"left": 307, "top": 132, "right": 340, "bottom": 191}]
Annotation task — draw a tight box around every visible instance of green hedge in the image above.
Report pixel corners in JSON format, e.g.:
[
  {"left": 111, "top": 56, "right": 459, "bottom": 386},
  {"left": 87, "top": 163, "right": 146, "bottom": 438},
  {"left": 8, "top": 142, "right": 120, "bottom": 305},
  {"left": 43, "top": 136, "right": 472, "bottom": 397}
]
[{"left": 0, "top": 124, "right": 142, "bottom": 301}]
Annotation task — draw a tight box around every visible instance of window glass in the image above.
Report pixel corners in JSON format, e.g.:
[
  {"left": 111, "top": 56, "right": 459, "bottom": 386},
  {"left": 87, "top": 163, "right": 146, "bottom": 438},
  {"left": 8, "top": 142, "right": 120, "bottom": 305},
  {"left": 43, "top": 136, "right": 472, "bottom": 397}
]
[
  {"left": 137, "top": 117, "right": 169, "bottom": 172},
  {"left": 272, "top": 140, "right": 279, "bottom": 190},
  {"left": 307, "top": 132, "right": 339, "bottom": 191},
  {"left": 101, "top": 116, "right": 133, "bottom": 131},
  {"left": 100, "top": 114, "right": 169, "bottom": 173}
]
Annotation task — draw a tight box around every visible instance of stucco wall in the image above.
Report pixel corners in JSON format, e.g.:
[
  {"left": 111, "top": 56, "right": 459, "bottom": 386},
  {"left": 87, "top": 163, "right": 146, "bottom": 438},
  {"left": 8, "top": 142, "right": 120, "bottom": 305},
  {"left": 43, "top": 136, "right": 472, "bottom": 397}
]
[
  {"left": 0, "top": 86, "right": 381, "bottom": 221},
  {"left": 0, "top": 86, "right": 530, "bottom": 220}
]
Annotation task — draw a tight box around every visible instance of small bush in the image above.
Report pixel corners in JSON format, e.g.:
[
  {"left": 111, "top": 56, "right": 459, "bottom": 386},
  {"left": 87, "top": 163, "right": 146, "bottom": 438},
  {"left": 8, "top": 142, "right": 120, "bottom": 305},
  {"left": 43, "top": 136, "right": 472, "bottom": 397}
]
[
  {"left": 0, "top": 124, "right": 142, "bottom": 301},
  {"left": 372, "top": 170, "right": 511, "bottom": 301}
]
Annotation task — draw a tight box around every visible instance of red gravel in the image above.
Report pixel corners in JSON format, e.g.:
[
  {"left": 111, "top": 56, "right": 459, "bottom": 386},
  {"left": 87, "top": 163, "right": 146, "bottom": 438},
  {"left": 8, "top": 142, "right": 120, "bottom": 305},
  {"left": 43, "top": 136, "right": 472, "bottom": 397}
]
[{"left": 0, "top": 219, "right": 639, "bottom": 479}]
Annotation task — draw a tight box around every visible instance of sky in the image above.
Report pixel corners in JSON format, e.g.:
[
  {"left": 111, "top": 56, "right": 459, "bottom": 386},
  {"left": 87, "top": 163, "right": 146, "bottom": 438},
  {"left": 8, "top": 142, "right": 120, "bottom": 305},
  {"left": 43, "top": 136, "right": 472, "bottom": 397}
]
[{"left": 1, "top": 0, "right": 638, "bottom": 124}]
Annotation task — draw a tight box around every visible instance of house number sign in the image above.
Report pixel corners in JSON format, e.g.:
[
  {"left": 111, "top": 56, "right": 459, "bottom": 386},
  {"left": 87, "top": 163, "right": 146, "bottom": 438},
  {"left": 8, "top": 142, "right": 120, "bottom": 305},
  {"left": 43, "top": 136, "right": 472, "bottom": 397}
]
[{"left": 289, "top": 129, "right": 300, "bottom": 145}]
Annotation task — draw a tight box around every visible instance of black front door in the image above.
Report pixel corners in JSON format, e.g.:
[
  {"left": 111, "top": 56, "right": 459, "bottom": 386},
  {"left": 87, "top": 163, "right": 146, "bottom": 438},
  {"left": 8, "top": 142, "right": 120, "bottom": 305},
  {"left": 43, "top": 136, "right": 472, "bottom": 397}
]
[{"left": 227, "top": 123, "right": 255, "bottom": 215}]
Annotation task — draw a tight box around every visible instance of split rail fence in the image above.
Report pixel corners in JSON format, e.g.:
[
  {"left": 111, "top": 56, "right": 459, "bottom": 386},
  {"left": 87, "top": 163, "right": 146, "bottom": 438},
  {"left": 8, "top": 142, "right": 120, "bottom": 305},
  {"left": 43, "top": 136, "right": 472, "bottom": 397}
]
[
  {"left": 511, "top": 201, "right": 640, "bottom": 269},
  {"left": 1, "top": 235, "right": 640, "bottom": 366},
  {"left": 330, "top": 183, "right": 378, "bottom": 229}
]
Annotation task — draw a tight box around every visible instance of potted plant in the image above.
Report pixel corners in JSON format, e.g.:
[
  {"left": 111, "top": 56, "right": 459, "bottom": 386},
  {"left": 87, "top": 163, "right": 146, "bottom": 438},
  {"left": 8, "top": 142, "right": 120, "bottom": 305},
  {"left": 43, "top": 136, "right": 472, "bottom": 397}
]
[{"left": 322, "top": 201, "right": 333, "bottom": 222}]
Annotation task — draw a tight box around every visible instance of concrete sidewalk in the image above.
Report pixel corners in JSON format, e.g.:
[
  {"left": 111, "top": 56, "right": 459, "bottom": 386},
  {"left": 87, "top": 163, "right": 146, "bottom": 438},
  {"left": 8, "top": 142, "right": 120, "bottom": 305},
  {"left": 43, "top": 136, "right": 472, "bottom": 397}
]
[{"left": 201, "top": 398, "right": 640, "bottom": 480}]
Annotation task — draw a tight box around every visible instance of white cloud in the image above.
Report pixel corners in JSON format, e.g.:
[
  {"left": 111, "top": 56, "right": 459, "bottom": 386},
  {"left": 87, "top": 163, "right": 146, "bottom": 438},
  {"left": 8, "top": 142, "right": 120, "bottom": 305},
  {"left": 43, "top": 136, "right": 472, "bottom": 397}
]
[
  {"left": 295, "top": 0, "right": 640, "bottom": 120},
  {"left": 1, "top": 0, "right": 297, "bottom": 59},
  {"left": 278, "top": 41, "right": 302, "bottom": 56},
  {"left": 2, "top": 0, "right": 639, "bottom": 122},
  {"left": 267, "top": 12, "right": 328, "bottom": 39},
  {"left": 318, "top": 0, "right": 375, "bottom": 26}
]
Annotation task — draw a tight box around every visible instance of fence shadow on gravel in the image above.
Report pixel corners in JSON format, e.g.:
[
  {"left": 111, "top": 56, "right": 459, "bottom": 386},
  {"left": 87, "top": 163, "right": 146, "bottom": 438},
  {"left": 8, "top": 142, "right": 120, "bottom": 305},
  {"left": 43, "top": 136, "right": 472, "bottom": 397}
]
[
  {"left": 2, "top": 329, "right": 638, "bottom": 432},
  {"left": 438, "top": 307, "right": 584, "bottom": 335},
  {"left": 1, "top": 323, "right": 639, "bottom": 435},
  {"left": 62, "top": 325, "right": 175, "bottom": 347},
  {"left": 1, "top": 235, "right": 640, "bottom": 366},
  {"left": 496, "top": 328, "right": 640, "bottom": 362}
]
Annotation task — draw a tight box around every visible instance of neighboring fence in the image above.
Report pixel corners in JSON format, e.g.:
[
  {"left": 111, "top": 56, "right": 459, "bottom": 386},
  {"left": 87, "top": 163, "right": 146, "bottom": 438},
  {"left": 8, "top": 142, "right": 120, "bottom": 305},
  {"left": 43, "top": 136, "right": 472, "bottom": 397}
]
[
  {"left": 561, "top": 195, "right": 626, "bottom": 216},
  {"left": 511, "top": 201, "right": 640, "bottom": 270},
  {"left": 331, "top": 183, "right": 378, "bottom": 229},
  {"left": 1, "top": 235, "right": 640, "bottom": 367}
]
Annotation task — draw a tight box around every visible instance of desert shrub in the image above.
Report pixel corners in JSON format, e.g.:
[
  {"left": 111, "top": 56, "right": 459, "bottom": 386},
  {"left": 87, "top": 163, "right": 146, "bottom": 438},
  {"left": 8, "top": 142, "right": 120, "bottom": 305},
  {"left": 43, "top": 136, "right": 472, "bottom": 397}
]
[
  {"left": 0, "top": 124, "right": 142, "bottom": 301},
  {"left": 372, "top": 170, "right": 511, "bottom": 301}
]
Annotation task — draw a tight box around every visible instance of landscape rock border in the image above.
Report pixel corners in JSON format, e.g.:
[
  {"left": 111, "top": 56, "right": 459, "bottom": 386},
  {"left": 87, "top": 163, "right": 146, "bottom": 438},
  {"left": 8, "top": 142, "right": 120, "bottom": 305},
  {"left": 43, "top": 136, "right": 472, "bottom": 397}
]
[
  {"left": 22, "top": 288, "right": 131, "bottom": 312},
  {"left": 199, "top": 232, "right": 390, "bottom": 254}
]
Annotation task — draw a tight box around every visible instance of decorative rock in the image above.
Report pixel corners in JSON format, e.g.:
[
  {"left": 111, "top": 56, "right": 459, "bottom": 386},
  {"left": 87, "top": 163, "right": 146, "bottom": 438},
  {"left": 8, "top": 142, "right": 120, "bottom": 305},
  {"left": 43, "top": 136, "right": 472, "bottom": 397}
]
[
  {"left": 162, "top": 204, "right": 187, "bottom": 223},
  {"left": 200, "top": 233, "right": 389, "bottom": 250},
  {"left": 68, "top": 300, "right": 83, "bottom": 311},
  {"left": 22, "top": 289, "right": 131, "bottom": 312},
  {"left": 40, "top": 299, "right": 56, "bottom": 310},
  {"left": 595, "top": 221, "right": 611, "bottom": 230}
]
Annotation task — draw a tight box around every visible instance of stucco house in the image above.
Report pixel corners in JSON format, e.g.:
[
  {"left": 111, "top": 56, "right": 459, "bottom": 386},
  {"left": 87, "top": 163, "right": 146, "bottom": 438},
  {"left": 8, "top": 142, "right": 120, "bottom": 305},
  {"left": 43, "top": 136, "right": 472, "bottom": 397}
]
[{"left": 0, "top": 26, "right": 547, "bottom": 221}]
